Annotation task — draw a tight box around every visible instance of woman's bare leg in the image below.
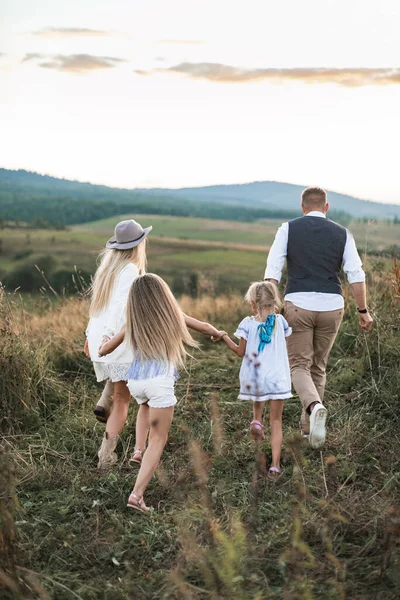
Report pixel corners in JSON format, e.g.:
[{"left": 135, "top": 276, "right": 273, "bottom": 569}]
[
  {"left": 106, "top": 381, "right": 131, "bottom": 438},
  {"left": 132, "top": 406, "right": 174, "bottom": 501},
  {"left": 269, "top": 400, "right": 284, "bottom": 469}
]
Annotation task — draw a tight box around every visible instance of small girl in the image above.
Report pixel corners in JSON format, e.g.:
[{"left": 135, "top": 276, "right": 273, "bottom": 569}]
[
  {"left": 221, "top": 281, "right": 292, "bottom": 480},
  {"left": 99, "top": 273, "right": 226, "bottom": 512}
]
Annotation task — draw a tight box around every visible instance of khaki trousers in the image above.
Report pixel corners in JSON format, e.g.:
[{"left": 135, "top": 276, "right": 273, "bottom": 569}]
[{"left": 283, "top": 301, "right": 343, "bottom": 434}]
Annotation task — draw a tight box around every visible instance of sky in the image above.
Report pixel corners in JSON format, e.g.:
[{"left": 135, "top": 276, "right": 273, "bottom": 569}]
[{"left": 1, "top": 0, "right": 400, "bottom": 204}]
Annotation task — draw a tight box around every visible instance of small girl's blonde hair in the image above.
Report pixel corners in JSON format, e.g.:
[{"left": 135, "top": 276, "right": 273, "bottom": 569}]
[
  {"left": 126, "top": 273, "right": 199, "bottom": 368},
  {"left": 245, "top": 281, "right": 282, "bottom": 314},
  {"left": 89, "top": 240, "right": 147, "bottom": 316}
]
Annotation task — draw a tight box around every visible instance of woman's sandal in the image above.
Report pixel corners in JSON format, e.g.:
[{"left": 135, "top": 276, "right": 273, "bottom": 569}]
[
  {"left": 250, "top": 420, "right": 265, "bottom": 441},
  {"left": 267, "top": 467, "right": 282, "bottom": 481},
  {"left": 129, "top": 449, "right": 144, "bottom": 465},
  {"left": 127, "top": 491, "right": 151, "bottom": 514}
]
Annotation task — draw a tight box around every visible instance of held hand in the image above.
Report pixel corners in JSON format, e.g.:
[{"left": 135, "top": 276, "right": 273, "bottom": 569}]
[
  {"left": 84, "top": 339, "right": 90, "bottom": 358},
  {"left": 211, "top": 330, "right": 228, "bottom": 343},
  {"left": 359, "top": 311, "right": 373, "bottom": 330},
  {"left": 98, "top": 335, "right": 111, "bottom": 357}
]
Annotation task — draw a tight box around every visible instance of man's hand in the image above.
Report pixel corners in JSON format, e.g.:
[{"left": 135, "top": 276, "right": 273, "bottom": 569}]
[
  {"left": 359, "top": 311, "right": 373, "bottom": 330},
  {"left": 211, "top": 330, "right": 228, "bottom": 342},
  {"left": 84, "top": 339, "right": 90, "bottom": 358}
]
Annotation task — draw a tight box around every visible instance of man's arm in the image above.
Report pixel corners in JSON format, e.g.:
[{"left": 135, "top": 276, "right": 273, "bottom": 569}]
[
  {"left": 264, "top": 223, "right": 288, "bottom": 283},
  {"left": 343, "top": 232, "right": 373, "bottom": 329}
]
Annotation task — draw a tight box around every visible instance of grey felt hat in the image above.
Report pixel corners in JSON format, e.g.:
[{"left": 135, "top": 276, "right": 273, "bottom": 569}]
[{"left": 106, "top": 219, "right": 152, "bottom": 250}]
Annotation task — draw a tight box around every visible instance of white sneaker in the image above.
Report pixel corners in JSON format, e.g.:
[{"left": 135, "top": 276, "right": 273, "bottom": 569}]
[{"left": 309, "top": 403, "right": 327, "bottom": 449}]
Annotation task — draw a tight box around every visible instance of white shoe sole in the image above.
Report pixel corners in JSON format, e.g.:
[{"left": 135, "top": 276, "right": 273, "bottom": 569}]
[{"left": 309, "top": 406, "right": 327, "bottom": 449}]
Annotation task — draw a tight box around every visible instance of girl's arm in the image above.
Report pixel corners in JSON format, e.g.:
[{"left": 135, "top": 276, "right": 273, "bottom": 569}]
[
  {"left": 222, "top": 335, "right": 247, "bottom": 357},
  {"left": 183, "top": 313, "right": 226, "bottom": 340},
  {"left": 98, "top": 327, "right": 126, "bottom": 357}
]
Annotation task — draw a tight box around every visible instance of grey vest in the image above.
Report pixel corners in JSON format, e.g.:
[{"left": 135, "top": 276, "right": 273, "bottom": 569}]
[{"left": 285, "top": 216, "right": 347, "bottom": 295}]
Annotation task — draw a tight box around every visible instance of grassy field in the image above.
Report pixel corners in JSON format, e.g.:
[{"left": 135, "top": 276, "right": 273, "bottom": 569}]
[
  {"left": 0, "top": 214, "right": 399, "bottom": 297},
  {"left": 1, "top": 262, "right": 400, "bottom": 599}
]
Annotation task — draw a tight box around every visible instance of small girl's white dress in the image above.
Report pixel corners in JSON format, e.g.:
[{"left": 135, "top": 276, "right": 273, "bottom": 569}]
[
  {"left": 234, "top": 314, "right": 293, "bottom": 401},
  {"left": 86, "top": 263, "right": 138, "bottom": 382}
]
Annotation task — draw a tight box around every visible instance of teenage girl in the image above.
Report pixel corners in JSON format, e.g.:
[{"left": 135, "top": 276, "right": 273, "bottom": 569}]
[
  {"left": 221, "top": 281, "right": 292, "bottom": 479},
  {"left": 99, "top": 273, "right": 226, "bottom": 510},
  {"left": 85, "top": 219, "right": 151, "bottom": 468}
]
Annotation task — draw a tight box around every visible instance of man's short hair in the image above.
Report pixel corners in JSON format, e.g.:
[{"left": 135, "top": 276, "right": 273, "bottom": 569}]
[{"left": 301, "top": 187, "right": 327, "bottom": 209}]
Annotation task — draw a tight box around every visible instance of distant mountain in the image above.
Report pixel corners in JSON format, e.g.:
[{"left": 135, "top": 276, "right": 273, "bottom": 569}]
[
  {"left": 138, "top": 181, "right": 400, "bottom": 219},
  {"left": 1, "top": 169, "right": 399, "bottom": 226}
]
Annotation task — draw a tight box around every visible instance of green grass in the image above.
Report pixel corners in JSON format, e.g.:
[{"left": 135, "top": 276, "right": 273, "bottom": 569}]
[
  {"left": 0, "top": 215, "right": 398, "bottom": 296},
  {"left": 73, "top": 214, "right": 277, "bottom": 247}
]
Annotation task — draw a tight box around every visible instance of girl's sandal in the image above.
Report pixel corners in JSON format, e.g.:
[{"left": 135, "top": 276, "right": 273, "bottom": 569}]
[
  {"left": 127, "top": 491, "right": 151, "bottom": 514},
  {"left": 250, "top": 420, "right": 265, "bottom": 441},
  {"left": 267, "top": 467, "right": 282, "bottom": 481},
  {"left": 129, "top": 449, "right": 144, "bottom": 465}
]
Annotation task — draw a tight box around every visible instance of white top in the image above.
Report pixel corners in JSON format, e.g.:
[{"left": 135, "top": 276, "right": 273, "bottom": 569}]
[
  {"left": 264, "top": 211, "right": 366, "bottom": 312},
  {"left": 86, "top": 263, "right": 138, "bottom": 364},
  {"left": 234, "top": 314, "right": 293, "bottom": 401}
]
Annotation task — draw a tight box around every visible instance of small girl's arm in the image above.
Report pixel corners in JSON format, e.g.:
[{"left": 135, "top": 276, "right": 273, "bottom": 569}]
[
  {"left": 183, "top": 313, "right": 226, "bottom": 340},
  {"left": 222, "top": 334, "right": 247, "bottom": 357},
  {"left": 98, "top": 327, "right": 126, "bottom": 357}
]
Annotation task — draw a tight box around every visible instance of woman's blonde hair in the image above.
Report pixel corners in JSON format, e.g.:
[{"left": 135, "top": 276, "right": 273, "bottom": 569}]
[
  {"left": 89, "top": 239, "right": 147, "bottom": 316},
  {"left": 126, "top": 273, "right": 198, "bottom": 368},
  {"left": 245, "top": 281, "right": 282, "bottom": 314}
]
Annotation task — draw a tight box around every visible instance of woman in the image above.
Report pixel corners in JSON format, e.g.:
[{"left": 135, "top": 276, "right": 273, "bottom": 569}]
[{"left": 85, "top": 219, "right": 151, "bottom": 469}]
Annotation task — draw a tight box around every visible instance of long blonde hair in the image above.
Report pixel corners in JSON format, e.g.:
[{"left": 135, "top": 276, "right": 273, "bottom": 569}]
[
  {"left": 89, "top": 240, "right": 147, "bottom": 316},
  {"left": 245, "top": 281, "right": 282, "bottom": 316},
  {"left": 126, "top": 273, "right": 198, "bottom": 367}
]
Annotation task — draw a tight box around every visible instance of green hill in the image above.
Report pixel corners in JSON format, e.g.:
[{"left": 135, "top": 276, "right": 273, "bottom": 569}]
[{"left": 3, "top": 168, "right": 396, "bottom": 228}]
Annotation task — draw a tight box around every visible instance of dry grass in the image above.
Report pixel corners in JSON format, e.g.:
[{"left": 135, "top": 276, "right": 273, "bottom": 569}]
[{"left": 0, "top": 263, "right": 400, "bottom": 599}]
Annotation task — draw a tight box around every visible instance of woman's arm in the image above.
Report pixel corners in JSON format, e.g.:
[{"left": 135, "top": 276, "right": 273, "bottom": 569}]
[
  {"left": 183, "top": 313, "right": 226, "bottom": 340},
  {"left": 98, "top": 327, "right": 126, "bottom": 357},
  {"left": 222, "top": 335, "right": 247, "bottom": 357}
]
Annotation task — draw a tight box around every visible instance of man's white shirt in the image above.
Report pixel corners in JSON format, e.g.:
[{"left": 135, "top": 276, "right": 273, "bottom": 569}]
[{"left": 264, "top": 211, "right": 366, "bottom": 312}]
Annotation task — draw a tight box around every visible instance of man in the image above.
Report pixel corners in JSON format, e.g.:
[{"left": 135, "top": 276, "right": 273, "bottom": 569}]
[{"left": 265, "top": 187, "right": 373, "bottom": 449}]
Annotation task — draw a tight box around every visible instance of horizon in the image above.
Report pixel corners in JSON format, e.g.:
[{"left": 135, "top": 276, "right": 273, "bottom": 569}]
[{"left": 1, "top": 1, "right": 400, "bottom": 204}]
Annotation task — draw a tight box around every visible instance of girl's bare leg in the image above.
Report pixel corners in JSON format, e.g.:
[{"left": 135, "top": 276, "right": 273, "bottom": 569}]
[
  {"left": 269, "top": 400, "right": 284, "bottom": 469},
  {"left": 132, "top": 406, "right": 174, "bottom": 500},
  {"left": 253, "top": 401, "right": 265, "bottom": 423},
  {"left": 106, "top": 381, "right": 131, "bottom": 438},
  {"left": 135, "top": 404, "right": 150, "bottom": 451}
]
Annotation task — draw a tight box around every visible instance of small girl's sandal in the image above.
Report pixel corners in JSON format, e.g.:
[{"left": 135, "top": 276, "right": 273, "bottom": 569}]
[
  {"left": 267, "top": 467, "right": 282, "bottom": 481},
  {"left": 127, "top": 491, "right": 151, "bottom": 514},
  {"left": 250, "top": 420, "right": 265, "bottom": 441},
  {"left": 129, "top": 449, "right": 144, "bottom": 465}
]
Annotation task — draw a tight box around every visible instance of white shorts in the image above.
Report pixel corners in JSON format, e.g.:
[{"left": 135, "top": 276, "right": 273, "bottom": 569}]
[{"left": 127, "top": 376, "right": 177, "bottom": 409}]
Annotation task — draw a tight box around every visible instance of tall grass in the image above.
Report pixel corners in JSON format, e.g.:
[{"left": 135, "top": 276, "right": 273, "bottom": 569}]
[{"left": 0, "top": 262, "right": 399, "bottom": 599}]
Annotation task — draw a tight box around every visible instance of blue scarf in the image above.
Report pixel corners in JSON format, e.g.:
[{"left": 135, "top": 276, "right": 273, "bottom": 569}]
[{"left": 257, "top": 314, "right": 276, "bottom": 353}]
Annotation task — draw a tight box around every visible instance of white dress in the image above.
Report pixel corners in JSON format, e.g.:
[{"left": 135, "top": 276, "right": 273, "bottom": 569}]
[
  {"left": 234, "top": 314, "right": 293, "bottom": 401},
  {"left": 86, "top": 263, "right": 138, "bottom": 382}
]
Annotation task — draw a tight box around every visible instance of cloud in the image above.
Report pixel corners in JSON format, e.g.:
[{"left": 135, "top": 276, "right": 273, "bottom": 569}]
[
  {"left": 22, "top": 53, "right": 44, "bottom": 62},
  {"left": 136, "top": 62, "right": 400, "bottom": 87},
  {"left": 32, "top": 27, "right": 110, "bottom": 38},
  {"left": 153, "top": 39, "right": 203, "bottom": 45},
  {"left": 38, "top": 54, "right": 126, "bottom": 73}
]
